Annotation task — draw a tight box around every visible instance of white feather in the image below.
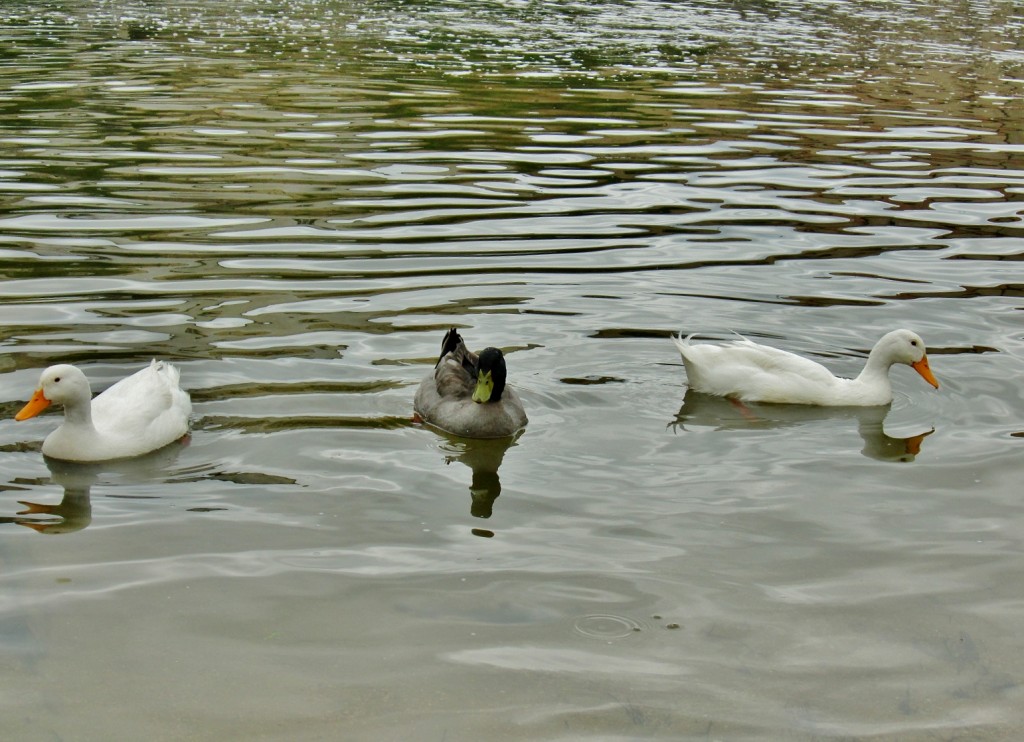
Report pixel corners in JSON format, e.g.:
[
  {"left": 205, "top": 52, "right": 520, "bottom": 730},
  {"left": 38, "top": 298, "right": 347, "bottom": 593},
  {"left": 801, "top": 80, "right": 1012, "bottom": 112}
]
[
  {"left": 672, "top": 329, "right": 938, "bottom": 406},
  {"left": 17, "top": 360, "right": 192, "bottom": 462}
]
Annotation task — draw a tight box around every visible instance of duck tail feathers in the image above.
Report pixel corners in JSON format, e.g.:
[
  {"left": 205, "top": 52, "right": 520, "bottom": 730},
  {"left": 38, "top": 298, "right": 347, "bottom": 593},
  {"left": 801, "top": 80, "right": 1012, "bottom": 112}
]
[
  {"left": 671, "top": 331, "right": 693, "bottom": 355},
  {"left": 150, "top": 359, "right": 181, "bottom": 384},
  {"left": 437, "top": 327, "right": 464, "bottom": 367}
]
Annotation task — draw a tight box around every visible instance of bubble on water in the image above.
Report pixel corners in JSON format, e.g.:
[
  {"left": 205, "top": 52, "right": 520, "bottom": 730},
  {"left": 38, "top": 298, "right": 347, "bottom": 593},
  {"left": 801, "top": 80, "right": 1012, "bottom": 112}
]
[{"left": 573, "top": 614, "right": 646, "bottom": 640}]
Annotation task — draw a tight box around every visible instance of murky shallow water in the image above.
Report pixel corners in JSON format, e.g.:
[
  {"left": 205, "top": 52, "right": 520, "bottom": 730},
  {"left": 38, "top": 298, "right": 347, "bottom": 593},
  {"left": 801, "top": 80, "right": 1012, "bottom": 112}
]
[{"left": 2, "top": 1, "right": 1024, "bottom": 739}]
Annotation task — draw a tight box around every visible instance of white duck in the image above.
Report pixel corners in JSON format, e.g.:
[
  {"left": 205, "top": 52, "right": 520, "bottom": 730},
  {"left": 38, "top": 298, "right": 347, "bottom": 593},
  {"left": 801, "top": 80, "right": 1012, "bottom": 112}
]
[
  {"left": 15, "top": 360, "right": 192, "bottom": 462},
  {"left": 672, "top": 329, "right": 939, "bottom": 406}
]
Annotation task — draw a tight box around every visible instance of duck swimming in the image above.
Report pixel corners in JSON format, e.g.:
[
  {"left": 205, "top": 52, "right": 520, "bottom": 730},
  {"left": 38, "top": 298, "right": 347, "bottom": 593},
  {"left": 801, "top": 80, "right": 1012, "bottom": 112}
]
[
  {"left": 15, "top": 360, "right": 192, "bottom": 462},
  {"left": 671, "top": 328, "right": 939, "bottom": 406},
  {"left": 414, "top": 328, "right": 527, "bottom": 439}
]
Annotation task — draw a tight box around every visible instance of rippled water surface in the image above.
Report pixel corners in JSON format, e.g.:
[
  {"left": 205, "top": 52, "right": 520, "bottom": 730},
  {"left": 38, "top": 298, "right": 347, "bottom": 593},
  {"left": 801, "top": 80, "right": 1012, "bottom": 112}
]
[{"left": 2, "top": 1, "right": 1024, "bottom": 739}]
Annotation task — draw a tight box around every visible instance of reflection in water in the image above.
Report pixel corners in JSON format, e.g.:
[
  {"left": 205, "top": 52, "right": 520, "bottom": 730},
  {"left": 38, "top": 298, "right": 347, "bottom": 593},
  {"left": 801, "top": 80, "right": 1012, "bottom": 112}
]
[
  {"left": 3, "top": 443, "right": 186, "bottom": 535},
  {"left": 0, "top": 1, "right": 1020, "bottom": 738},
  {"left": 3, "top": 486, "right": 92, "bottom": 535},
  {"left": 433, "top": 431, "right": 520, "bottom": 527},
  {"left": 672, "top": 389, "right": 934, "bottom": 463}
]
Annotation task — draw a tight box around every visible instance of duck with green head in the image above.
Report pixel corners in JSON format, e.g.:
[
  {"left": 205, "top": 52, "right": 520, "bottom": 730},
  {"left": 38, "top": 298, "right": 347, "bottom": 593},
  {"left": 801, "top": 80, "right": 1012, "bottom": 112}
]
[{"left": 414, "top": 328, "right": 527, "bottom": 439}]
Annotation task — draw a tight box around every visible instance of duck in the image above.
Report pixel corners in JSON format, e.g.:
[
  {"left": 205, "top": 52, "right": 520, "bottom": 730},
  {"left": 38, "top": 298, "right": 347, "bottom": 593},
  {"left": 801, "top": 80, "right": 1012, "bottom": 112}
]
[
  {"left": 15, "top": 360, "right": 192, "bottom": 462},
  {"left": 414, "top": 328, "right": 527, "bottom": 439},
  {"left": 671, "top": 328, "right": 939, "bottom": 406}
]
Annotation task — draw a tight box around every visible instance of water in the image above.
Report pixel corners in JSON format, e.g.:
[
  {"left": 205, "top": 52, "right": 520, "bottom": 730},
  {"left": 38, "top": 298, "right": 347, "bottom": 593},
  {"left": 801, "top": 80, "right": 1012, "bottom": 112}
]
[{"left": 1, "top": 1, "right": 1023, "bottom": 739}]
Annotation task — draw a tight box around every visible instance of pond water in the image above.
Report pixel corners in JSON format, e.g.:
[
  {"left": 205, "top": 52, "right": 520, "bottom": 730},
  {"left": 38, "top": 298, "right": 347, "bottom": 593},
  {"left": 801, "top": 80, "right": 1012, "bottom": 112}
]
[{"left": 2, "top": 1, "right": 1023, "bottom": 739}]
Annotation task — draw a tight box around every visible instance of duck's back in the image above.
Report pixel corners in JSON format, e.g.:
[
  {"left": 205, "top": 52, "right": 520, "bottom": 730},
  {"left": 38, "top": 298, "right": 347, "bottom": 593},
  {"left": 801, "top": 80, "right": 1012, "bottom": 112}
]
[
  {"left": 676, "top": 337, "right": 847, "bottom": 404},
  {"left": 90, "top": 361, "right": 192, "bottom": 452}
]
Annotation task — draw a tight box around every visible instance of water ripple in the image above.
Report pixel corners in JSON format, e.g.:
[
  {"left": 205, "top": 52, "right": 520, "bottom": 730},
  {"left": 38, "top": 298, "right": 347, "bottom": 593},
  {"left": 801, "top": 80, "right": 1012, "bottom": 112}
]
[{"left": 2, "top": 2, "right": 1024, "bottom": 739}]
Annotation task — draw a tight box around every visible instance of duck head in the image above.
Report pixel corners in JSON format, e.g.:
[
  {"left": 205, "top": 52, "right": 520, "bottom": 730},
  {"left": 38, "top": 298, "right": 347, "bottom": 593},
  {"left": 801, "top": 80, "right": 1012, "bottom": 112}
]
[
  {"left": 472, "top": 347, "right": 507, "bottom": 403},
  {"left": 877, "top": 330, "right": 939, "bottom": 388},
  {"left": 15, "top": 364, "right": 91, "bottom": 421}
]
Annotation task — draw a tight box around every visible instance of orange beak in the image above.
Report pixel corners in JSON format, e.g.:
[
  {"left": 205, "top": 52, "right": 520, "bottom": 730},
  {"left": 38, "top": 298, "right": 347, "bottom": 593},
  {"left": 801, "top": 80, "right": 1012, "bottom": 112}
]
[
  {"left": 911, "top": 356, "right": 939, "bottom": 389},
  {"left": 15, "top": 388, "right": 51, "bottom": 421}
]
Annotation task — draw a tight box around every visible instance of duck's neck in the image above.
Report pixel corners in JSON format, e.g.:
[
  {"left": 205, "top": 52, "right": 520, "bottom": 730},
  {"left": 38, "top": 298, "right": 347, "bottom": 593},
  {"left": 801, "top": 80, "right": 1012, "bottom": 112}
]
[
  {"left": 853, "top": 347, "right": 894, "bottom": 391},
  {"left": 60, "top": 397, "right": 96, "bottom": 431}
]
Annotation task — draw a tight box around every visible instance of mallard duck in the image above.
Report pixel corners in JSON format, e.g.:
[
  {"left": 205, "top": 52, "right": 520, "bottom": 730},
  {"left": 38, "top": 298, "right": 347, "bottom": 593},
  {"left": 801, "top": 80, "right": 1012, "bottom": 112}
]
[
  {"left": 671, "top": 328, "right": 939, "bottom": 406},
  {"left": 414, "top": 328, "right": 527, "bottom": 439},
  {"left": 15, "top": 360, "right": 192, "bottom": 462}
]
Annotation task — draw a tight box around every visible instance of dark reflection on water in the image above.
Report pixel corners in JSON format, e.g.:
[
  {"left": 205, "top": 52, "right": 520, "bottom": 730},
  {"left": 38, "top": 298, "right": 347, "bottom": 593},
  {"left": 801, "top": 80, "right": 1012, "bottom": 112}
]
[
  {"left": 432, "top": 430, "right": 521, "bottom": 524},
  {"left": 5, "top": 484, "right": 92, "bottom": 534},
  {"left": 672, "top": 388, "right": 934, "bottom": 463},
  {"left": 1, "top": 0, "right": 1024, "bottom": 740},
  {"left": 0, "top": 442, "right": 188, "bottom": 534}
]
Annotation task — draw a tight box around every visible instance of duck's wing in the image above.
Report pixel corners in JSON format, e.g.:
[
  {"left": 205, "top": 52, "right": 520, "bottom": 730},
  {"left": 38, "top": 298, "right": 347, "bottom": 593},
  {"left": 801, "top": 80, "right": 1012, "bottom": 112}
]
[
  {"left": 416, "top": 331, "right": 476, "bottom": 420},
  {"left": 436, "top": 328, "right": 470, "bottom": 367},
  {"left": 427, "top": 328, "right": 478, "bottom": 397},
  {"left": 91, "top": 361, "right": 191, "bottom": 439},
  {"left": 433, "top": 346, "right": 477, "bottom": 399},
  {"left": 678, "top": 337, "right": 844, "bottom": 402},
  {"left": 727, "top": 339, "right": 840, "bottom": 385}
]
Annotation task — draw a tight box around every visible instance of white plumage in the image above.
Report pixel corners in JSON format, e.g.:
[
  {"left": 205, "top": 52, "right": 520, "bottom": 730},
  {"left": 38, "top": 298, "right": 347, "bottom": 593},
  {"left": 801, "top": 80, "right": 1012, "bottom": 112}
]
[
  {"left": 16, "top": 360, "right": 192, "bottom": 462},
  {"left": 672, "top": 329, "right": 939, "bottom": 406}
]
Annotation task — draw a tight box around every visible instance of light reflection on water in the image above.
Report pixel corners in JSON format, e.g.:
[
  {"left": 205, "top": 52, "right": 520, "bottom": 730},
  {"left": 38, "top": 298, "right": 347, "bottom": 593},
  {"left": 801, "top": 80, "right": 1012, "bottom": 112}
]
[{"left": 2, "top": 0, "right": 1024, "bottom": 739}]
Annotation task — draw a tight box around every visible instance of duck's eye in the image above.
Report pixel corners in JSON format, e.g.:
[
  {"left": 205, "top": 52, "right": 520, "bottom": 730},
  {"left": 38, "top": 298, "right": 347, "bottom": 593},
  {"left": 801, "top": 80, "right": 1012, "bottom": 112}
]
[
  {"left": 54, "top": 376, "right": 61, "bottom": 382},
  {"left": 910, "top": 340, "right": 918, "bottom": 347}
]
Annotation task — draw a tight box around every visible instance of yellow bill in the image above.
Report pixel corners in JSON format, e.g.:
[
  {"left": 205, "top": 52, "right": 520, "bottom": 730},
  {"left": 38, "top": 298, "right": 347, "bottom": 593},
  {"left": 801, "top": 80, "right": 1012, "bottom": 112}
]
[
  {"left": 472, "top": 370, "right": 493, "bottom": 403},
  {"left": 15, "top": 388, "right": 51, "bottom": 421},
  {"left": 911, "top": 356, "right": 939, "bottom": 389}
]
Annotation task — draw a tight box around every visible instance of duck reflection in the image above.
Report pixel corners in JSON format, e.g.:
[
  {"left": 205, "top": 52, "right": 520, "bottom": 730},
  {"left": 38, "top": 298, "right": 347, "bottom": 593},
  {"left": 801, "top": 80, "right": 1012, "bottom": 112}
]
[
  {"left": 3, "top": 483, "right": 92, "bottom": 534},
  {"left": 433, "top": 431, "right": 520, "bottom": 522},
  {"left": 672, "top": 389, "right": 933, "bottom": 462},
  {"left": 4, "top": 442, "right": 186, "bottom": 535}
]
